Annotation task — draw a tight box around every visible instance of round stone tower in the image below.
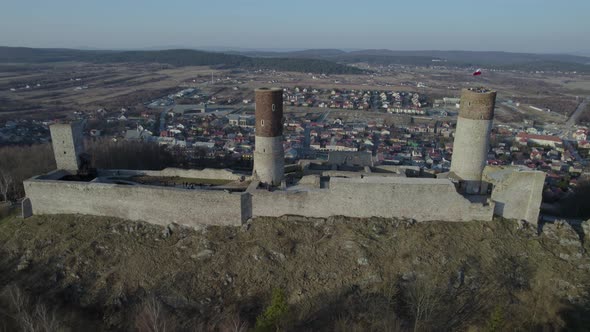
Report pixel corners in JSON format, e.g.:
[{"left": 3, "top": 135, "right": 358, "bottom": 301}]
[
  {"left": 450, "top": 87, "right": 497, "bottom": 194},
  {"left": 253, "top": 88, "right": 285, "bottom": 186}
]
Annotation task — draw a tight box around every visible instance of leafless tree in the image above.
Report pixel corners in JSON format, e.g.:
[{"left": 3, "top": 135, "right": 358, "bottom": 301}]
[
  {"left": 31, "top": 303, "right": 60, "bottom": 332},
  {"left": 1, "top": 284, "right": 61, "bottom": 332},
  {"left": 217, "top": 312, "right": 249, "bottom": 332},
  {"left": 404, "top": 277, "right": 443, "bottom": 332},
  {"left": 0, "top": 144, "right": 55, "bottom": 200},
  {"left": 2, "top": 284, "right": 27, "bottom": 315},
  {"left": 0, "top": 168, "right": 13, "bottom": 202},
  {"left": 135, "top": 296, "right": 174, "bottom": 332}
]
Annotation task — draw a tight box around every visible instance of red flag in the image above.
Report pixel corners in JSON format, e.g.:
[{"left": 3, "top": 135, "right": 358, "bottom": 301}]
[{"left": 472, "top": 68, "right": 482, "bottom": 76}]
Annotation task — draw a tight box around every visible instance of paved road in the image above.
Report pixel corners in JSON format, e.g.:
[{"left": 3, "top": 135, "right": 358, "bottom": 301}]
[
  {"left": 319, "top": 109, "right": 332, "bottom": 123},
  {"left": 500, "top": 101, "right": 526, "bottom": 115},
  {"left": 563, "top": 139, "right": 587, "bottom": 166},
  {"left": 566, "top": 96, "right": 590, "bottom": 127}
]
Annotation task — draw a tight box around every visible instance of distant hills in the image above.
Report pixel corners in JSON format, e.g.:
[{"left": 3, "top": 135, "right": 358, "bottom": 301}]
[
  {"left": 1, "top": 46, "right": 589, "bottom": 73},
  {"left": 0, "top": 47, "right": 365, "bottom": 75},
  {"left": 232, "top": 48, "right": 590, "bottom": 72}
]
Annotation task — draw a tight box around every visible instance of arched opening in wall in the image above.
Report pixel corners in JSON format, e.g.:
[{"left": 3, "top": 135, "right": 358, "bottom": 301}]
[{"left": 261, "top": 120, "right": 264, "bottom": 126}]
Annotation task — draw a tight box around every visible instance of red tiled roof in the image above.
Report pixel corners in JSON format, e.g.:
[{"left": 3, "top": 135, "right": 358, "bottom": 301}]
[{"left": 516, "top": 132, "right": 562, "bottom": 143}]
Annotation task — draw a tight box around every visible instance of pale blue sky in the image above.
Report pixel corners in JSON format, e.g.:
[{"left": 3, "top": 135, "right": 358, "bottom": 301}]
[{"left": 1, "top": 0, "right": 589, "bottom": 53}]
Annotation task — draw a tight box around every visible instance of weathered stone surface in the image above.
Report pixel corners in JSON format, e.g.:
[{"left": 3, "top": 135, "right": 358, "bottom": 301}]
[
  {"left": 24, "top": 179, "right": 251, "bottom": 227},
  {"left": 483, "top": 166, "right": 545, "bottom": 224},
  {"left": 196, "top": 249, "right": 215, "bottom": 260},
  {"left": 21, "top": 198, "right": 32, "bottom": 219},
  {"left": 253, "top": 136, "right": 284, "bottom": 186},
  {"left": 450, "top": 117, "right": 492, "bottom": 188},
  {"left": 449, "top": 88, "right": 496, "bottom": 195},
  {"left": 161, "top": 227, "right": 171, "bottom": 238},
  {"left": 516, "top": 219, "right": 536, "bottom": 235},
  {"left": 252, "top": 177, "right": 494, "bottom": 222},
  {"left": 458, "top": 88, "right": 496, "bottom": 120},
  {"left": 542, "top": 220, "right": 580, "bottom": 242},
  {"left": 582, "top": 219, "right": 590, "bottom": 239},
  {"left": 50, "top": 122, "right": 85, "bottom": 171}
]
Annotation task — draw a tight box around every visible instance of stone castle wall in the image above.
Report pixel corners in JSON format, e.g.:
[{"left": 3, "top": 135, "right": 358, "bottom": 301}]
[
  {"left": 251, "top": 177, "right": 494, "bottom": 222},
  {"left": 24, "top": 176, "right": 250, "bottom": 227},
  {"left": 24, "top": 167, "right": 545, "bottom": 226},
  {"left": 483, "top": 166, "right": 545, "bottom": 223},
  {"left": 25, "top": 171, "right": 496, "bottom": 226}
]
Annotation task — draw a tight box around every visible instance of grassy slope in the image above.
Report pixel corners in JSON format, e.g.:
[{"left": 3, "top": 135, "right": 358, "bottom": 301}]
[{"left": 0, "top": 213, "right": 588, "bottom": 330}]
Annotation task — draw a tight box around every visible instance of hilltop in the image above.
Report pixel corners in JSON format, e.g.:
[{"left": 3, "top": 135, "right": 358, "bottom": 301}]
[{"left": 0, "top": 213, "right": 589, "bottom": 331}]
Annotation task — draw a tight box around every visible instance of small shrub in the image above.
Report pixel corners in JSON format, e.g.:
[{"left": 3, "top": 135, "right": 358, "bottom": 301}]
[
  {"left": 255, "top": 288, "right": 289, "bottom": 332},
  {"left": 486, "top": 306, "right": 505, "bottom": 332}
]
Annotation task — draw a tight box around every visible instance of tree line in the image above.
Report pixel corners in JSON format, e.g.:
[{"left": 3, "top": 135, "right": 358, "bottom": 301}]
[
  {"left": 0, "top": 140, "right": 177, "bottom": 202},
  {"left": 0, "top": 47, "right": 367, "bottom": 75}
]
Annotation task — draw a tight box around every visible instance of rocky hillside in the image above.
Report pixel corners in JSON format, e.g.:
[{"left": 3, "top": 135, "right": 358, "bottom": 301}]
[{"left": 0, "top": 213, "right": 589, "bottom": 331}]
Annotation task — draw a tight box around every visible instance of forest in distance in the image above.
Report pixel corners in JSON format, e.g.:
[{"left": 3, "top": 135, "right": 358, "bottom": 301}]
[{"left": 1, "top": 46, "right": 590, "bottom": 74}]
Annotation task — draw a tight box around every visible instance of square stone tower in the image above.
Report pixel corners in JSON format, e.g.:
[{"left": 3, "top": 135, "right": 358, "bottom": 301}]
[{"left": 50, "top": 122, "right": 85, "bottom": 171}]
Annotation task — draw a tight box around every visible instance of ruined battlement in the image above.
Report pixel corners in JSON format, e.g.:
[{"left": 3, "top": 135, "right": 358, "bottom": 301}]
[{"left": 458, "top": 88, "right": 496, "bottom": 120}]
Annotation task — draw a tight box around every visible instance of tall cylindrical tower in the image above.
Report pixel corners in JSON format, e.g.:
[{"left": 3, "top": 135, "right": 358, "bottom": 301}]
[
  {"left": 450, "top": 87, "right": 496, "bottom": 194},
  {"left": 253, "top": 88, "right": 285, "bottom": 186}
]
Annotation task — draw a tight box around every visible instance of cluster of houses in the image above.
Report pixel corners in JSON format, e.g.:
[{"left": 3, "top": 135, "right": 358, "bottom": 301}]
[
  {"left": 0, "top": 120, "right": 50, "bottom": 146},
  {"left": 488, "top": 126, "right": 588, "bottom": 201},
  {"left": 126, "top": 104, "right": 458, "bottom": 171},
  {"left": 116, "top": 105, "right": 589, "bottom": 202},
  {"left": 282, "top": 87, "right": 427, "bottom": 111},
  {"left": 304, "top": 120, "right": 454, "bottom": 171}
]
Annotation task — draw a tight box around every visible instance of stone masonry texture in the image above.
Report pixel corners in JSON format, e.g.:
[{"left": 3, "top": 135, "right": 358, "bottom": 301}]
[{"left": 255, "top": 88, "right": 283, "bottom": 137}]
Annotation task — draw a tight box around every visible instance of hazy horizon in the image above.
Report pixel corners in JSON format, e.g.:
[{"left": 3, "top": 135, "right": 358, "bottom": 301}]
[
  {"left": 1, "top": 0, "right": 590, "bottom": 55},
  {"left": 3, "top": 44, "right": 590, "bottom": 57}
]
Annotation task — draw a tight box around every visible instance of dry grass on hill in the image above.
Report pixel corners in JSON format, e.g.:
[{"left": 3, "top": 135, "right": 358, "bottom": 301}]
[{"left": 0, "top": 213, "right": 589, "bottom": 331}]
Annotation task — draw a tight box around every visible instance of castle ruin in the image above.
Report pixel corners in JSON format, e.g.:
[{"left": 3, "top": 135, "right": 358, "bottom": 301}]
[{"left": 23, "top": 87, "right": 546, "bottom": 227}]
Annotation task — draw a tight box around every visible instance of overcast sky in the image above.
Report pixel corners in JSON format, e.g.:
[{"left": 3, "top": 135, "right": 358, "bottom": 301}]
[{"left": 1, "top": 0, "right": 589, "bottom": 54}]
